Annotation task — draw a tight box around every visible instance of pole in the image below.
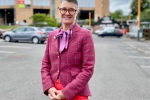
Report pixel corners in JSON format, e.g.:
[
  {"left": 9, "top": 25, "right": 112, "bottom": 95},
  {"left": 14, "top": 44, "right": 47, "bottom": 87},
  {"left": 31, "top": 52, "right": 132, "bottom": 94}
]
[
  {"left": 129, "top": 15, "right": 131, "bottom": 30},
  {"left": 89, "top": 12, "right": 91, "bottom": 29},
  {"left": 137, "top": 0, "right": 141, "bottom": 41},
  {"left": 121, "top": 17, "right": 123, "bottom": 25},
  {"left": 120, "top": 16, "right": 123, "bottom": 29}
]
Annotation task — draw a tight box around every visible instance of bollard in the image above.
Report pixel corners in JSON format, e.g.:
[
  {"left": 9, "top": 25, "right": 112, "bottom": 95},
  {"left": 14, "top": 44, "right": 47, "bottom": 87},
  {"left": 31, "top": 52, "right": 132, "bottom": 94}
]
[{"left": 137, "top": 29, "right": 140, "bottom": 41}]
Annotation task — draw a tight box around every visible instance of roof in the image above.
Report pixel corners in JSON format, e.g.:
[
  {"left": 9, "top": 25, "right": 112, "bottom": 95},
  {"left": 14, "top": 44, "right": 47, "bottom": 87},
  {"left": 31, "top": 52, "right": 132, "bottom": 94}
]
[{"left": 92, "top": 16, "right": 120, "bottom": 26}]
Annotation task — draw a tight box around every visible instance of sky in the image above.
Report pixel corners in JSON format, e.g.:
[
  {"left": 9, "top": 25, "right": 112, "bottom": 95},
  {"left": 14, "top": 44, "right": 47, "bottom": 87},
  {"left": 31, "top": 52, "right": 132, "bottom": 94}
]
[{"left": 110, "top": 0, "right": 133, "bottom": 15}]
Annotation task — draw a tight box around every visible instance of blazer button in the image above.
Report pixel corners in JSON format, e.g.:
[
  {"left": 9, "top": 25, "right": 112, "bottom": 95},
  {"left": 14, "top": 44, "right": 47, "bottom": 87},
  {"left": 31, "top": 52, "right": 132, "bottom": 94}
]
[
  {"left": 58, "top": 56, "right": 59, "bottom": 59},
  {"left": 57, "top": 70, "right": 59, "bottom": 73}
]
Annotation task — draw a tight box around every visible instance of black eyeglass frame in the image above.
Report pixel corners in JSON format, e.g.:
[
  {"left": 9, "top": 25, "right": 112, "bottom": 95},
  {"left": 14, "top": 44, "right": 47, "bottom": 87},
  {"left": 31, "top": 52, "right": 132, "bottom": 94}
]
[{"left": 58, "top": 7, "right": 77, "bottom": 15}]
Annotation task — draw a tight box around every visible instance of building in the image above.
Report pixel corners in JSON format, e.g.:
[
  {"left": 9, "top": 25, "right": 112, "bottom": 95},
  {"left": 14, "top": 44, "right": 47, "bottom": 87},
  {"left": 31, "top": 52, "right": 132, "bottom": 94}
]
[
  {"left": 0, "top": 0, "right": 110, "bottom": 25},
  {"left": 92, "top": 16, "right": 120, "bottom": 33},
  {"left": 127, "top": 20, "right": 150, "bottom": 38}
]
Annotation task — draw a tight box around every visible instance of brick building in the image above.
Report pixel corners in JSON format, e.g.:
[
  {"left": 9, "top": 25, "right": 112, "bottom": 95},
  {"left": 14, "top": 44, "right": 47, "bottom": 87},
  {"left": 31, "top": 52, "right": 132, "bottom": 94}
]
[{"left": 0, "top": 0, "right": 110, "bottom": 25}]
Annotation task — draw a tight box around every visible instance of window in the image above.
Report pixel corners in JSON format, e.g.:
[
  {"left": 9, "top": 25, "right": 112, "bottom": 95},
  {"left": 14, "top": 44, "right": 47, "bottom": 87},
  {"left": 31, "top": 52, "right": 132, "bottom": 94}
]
[
  {"left": 25, "top": 28, "right": 34, "bottom": 31},
  {"left": 14, "top": 28, "right": 25, "bottom": 32},
  {"left": 106, "top": 29, "right": 114, "bottom": 33},
  {"left": 47, "top": 28, "right": 53, "bottom": 31}
]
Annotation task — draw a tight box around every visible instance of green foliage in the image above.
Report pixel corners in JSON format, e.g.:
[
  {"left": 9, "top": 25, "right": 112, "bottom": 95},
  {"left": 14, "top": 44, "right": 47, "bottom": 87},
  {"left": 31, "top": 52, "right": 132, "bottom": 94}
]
[
  {"left": 141, "top": 9, "right": 150, "bottom": 21},
  {"left": 58, "top": 22, "right": 62, "bottom": 27},
  {"left": 130, "top": 0, "right": 150, "bottom": 16},
  {"left": 45, "top": 15, "right": 57, "bottom": 27},
  {"left": 30, "top": 13, "right": 47, "bottom": 23},
  {"left": 87, "top": 19, "right": 95, "bottom": 25},
  {"left": 30, "top": 13, "right": 57, "bottom": 27},
  {"left": 110, "top": 10, "right": 123, "bottom": 19},
  {"left": 0, "top": 26, "right": 17, "bottom": 30},
  {"left": 91, "top": 19, "right": 95, "bottom": 25}
]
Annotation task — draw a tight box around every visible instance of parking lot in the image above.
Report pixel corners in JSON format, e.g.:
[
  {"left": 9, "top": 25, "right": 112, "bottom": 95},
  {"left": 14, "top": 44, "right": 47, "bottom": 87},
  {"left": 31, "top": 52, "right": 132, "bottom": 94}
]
[
  {"left": 1, "top": 35, "right": 150, "bottom": 100},
  {"left": 0, "top": 39, "right": 48, "bottom": 100}
]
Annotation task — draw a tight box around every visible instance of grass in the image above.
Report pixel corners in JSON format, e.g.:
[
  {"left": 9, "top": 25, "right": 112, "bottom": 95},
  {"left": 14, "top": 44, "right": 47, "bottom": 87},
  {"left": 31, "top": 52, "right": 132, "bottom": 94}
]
[{"left": 0, "top": 26, "right": 17, "bottom": 30}]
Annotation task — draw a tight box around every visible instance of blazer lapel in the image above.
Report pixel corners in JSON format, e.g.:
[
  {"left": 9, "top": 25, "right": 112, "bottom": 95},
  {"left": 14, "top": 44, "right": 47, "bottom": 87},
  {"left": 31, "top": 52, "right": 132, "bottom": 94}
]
[{"left": 69, "top": 23, "right": 80, "bottom": 43}]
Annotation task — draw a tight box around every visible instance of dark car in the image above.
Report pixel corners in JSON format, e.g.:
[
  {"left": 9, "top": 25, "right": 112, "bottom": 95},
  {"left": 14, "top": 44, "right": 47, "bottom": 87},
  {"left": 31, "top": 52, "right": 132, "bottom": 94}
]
[
  {"left": 42, "top": 27, "right": 58, "bottom": 37},
  {"left": 2, "top": 27, "right": 47, "bottom": 44},
  {"left": 98, "top": 29, "right": 123, "bottom": 38}
]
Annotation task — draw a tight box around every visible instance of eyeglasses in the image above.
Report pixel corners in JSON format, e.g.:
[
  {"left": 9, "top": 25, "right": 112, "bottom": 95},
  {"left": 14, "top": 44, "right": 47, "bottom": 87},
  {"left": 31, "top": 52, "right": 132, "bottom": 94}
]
[{"left": 58, "top": 7, "right": 77, "bottom": 15}]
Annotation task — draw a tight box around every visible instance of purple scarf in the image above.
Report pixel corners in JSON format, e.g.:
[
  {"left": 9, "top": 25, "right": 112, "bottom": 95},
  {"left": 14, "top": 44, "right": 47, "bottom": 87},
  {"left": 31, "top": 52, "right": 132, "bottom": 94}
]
[{"left": 55, "top": 23, "right": 76, "bottom": 53}]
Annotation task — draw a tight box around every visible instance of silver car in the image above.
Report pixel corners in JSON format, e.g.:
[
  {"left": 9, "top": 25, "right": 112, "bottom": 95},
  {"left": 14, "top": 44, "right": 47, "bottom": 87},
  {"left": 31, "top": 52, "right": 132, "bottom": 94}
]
[
  {"left": 42, "top": 27, "right": 58, "bottom": 37},
  {"left": 2, "top": 27, "right": 47, "bottom": 44}
]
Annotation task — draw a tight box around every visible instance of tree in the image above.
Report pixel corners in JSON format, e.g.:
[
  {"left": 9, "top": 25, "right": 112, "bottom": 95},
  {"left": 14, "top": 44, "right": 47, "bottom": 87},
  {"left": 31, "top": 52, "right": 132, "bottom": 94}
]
[
  {"left": 45, "top": 15, "right": 57, "bottom": 27},
  {"left": 130, "top": 0, "right": 150, "bottom": 16},
  {"left": 110, "top": 10, "right": 123, "bottom": 19},
  {"left": 30, "top": 13, "right": 47, "bottom": 24},
  {"left": 141, "top": 9, "right": 150, "bottom": 21}
]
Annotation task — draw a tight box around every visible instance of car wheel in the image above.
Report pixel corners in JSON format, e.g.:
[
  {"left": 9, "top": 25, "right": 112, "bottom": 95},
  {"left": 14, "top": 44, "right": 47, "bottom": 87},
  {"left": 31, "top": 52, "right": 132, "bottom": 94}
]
[
  {"left": 117, "top": 36, "right": 121, "bottom": 38},
  {"left": 5, "top": 36, "right": 11, "bottom": 42},
  {"left": 32, "top": 37, "right": 39, "bottom": 44}
]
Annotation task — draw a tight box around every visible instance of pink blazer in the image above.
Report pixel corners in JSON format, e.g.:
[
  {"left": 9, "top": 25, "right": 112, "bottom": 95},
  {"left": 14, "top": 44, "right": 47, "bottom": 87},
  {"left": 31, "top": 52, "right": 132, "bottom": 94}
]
[{"left": 41, "top": 24, "right": 95, "bottom": 100}]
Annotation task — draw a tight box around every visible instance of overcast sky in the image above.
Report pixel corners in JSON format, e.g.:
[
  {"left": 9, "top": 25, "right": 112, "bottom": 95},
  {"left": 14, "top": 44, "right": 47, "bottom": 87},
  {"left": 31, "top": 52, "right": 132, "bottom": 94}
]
[{"left": 110, "top": 0, "right": 133, "bottom": 15}]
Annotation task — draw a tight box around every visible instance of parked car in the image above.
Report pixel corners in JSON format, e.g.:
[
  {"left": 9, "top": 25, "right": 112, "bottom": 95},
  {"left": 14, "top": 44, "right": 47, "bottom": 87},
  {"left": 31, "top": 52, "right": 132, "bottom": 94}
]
[
  {"left": 42, "top": 27, "right": 58, "bottom": 37},
  {"left": 96, "top": 27, "right": 115, "bottom": 35},
  {"left": 98, "top": 29, "right": 123, "bottom": 38},
  {"left": 82, "top": 26, "right": 90, "bottom": 30},
  {"left": 0, "top": 29, "right": 6, "bottom": 38},
  {"left": 2, "top": 27, "right": 47, "bottom": 44}
]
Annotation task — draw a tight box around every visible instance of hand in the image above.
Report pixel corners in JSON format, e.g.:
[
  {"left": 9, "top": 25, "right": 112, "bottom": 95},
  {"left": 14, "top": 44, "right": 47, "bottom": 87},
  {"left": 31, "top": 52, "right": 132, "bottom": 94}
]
[
  {"left": 55, "top": 90, "right": 66, "bottom": 99},
  {"left": 48, "top": 87, "right": 61, "bottom": 100}
]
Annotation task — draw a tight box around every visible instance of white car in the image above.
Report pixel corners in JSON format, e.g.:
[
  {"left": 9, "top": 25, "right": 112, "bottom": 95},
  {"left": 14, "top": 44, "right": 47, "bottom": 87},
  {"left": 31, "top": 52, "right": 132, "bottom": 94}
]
[{"left": 95, "top": 27, "right": 115, "bottom": 35}]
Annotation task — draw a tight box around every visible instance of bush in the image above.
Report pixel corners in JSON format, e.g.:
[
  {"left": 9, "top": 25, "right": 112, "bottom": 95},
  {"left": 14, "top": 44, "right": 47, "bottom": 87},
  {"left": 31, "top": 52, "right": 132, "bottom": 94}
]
[{"left": 30, "top": 13, "right": 58, "bottom": 27}]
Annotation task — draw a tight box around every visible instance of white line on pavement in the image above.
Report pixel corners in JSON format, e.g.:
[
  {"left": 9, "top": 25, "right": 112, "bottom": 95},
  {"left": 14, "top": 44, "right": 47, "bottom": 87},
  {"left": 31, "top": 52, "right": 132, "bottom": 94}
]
[
  {"left": 124, "top": 51, "right": 137, "bottom": 53},
  {"left": 129, "top": 56, "right": 150, "bottom": 59},
  {"left": 141, "top": 66, "right": 150, "bottom": 68},
  {"left": 0, "top": 51, "right": 14, "bottom": 54},
  {"left": 130, "top": 45, "right": 137, "bottom": 49},
  {"left": 0, "top": 46, "right": 31, "bottom": 49}
]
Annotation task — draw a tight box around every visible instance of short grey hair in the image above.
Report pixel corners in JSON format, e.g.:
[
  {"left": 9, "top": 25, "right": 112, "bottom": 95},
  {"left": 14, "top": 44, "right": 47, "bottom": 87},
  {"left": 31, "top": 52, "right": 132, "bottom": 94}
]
[{"left": 60, "top": 0, "right": 78, "bottom": 8}]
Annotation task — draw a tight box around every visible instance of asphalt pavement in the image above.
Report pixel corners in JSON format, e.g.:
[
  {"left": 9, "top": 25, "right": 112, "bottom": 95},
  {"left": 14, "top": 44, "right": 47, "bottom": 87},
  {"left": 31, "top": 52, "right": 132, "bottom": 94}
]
[{"left": 0, "top": 35, "right": 150, "bottom": 100}]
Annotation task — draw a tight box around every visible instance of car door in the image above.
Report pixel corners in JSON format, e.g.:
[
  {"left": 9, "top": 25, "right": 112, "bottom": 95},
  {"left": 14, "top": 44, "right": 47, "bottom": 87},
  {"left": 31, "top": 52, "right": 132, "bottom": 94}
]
[
  {"left": 13, "top": 28, "right": 26, "bottom": 40},
  {"left": 105, "top": 29, "right": 115, "bottom": 36},
  {"left": 24, "top": 28, "right": 35, "bottom": 40}
]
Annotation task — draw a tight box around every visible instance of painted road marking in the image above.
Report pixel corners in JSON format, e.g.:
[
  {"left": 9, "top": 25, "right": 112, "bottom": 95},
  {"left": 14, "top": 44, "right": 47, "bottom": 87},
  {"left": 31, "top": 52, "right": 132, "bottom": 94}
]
[
  {"left": 0, "top": 46, "right": 31, "bottom": 49},
  {"left": 129, "top": 56, "right": 150, "bottom": 59},
  {"left": 0, "top": 51, "right": 14, "bottom": 54},
  {"left": 124, "top": 43, "right": 150, "bottom": 55},
  {"left": 141, "top": 66, "right": 150, "bottom": 68},
  {"left": 124, "top": 51, "right": 137, "bottom": 53}
]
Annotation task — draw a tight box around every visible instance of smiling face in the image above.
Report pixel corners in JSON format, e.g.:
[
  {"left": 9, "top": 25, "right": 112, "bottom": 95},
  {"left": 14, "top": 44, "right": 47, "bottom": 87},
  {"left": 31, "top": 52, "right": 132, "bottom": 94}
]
[{"left": 59, "top": 1, "right": 78, "bottom": 25}]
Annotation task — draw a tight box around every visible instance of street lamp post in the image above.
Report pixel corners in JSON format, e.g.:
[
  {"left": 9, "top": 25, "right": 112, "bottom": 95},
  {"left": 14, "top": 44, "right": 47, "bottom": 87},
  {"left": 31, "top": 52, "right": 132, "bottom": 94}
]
[
  {"left": 128, "top": 14, "right": 133, "bottom": 30},
  {"left": 137, "top": 0, "right": 141, "bottom": 41},
  {"left": 89, "top": 12, "right": 91, "bottom": 29},
  {"left": 5, "top": 10, "right": 7, "bottom": 25},
  {"left": 119, "top": 15, "right": 123, "bottom": 28}
]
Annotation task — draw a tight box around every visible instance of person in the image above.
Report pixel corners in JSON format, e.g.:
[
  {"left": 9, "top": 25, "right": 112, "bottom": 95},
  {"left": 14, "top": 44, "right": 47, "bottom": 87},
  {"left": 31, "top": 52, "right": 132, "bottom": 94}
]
[{"left": 41, "top": 0, "right": 95, "bottom": 100}]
